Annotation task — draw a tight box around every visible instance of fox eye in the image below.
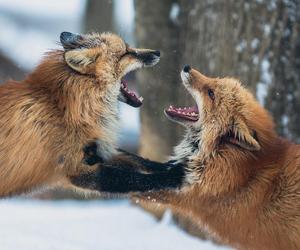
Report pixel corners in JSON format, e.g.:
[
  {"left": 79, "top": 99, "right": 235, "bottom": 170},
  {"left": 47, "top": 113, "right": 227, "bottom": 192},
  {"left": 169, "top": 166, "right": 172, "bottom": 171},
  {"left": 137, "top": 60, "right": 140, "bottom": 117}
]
[{"left": 208, "top": 89, "right": 215, "bottom": 100}]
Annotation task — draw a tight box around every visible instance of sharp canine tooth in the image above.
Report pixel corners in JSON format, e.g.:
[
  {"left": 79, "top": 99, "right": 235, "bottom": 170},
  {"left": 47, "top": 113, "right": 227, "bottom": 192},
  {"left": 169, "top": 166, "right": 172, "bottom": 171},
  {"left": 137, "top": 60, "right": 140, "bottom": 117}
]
[{"left": 139, "top": 96, "right": 144, "bottom": 101}]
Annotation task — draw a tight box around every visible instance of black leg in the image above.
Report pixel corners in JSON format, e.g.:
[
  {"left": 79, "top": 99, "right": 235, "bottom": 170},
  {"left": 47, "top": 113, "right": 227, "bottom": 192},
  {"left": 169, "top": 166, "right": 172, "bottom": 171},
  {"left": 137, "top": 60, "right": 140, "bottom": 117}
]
[
  {"left": 70, "top": 161, "right": 185, "bottom": 193},
  {"left": 117, "top": 149, "right": 178, "bottom": 173}
]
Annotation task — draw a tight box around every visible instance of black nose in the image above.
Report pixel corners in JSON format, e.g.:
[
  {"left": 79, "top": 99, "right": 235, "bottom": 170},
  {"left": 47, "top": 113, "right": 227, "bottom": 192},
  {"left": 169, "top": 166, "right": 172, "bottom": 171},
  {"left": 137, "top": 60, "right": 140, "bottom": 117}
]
[
  {"left": 183, "top": 65, "right": 191, "bottom": 73},
  {"left": 153, "top": 50, "right": 160, "bottom": 57}
]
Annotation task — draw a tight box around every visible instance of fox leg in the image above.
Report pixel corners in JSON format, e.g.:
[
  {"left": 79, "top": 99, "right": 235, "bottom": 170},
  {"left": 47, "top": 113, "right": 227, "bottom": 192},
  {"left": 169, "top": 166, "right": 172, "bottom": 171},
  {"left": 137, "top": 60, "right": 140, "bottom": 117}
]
[
  {"left": 83, "top": 140, "right": 179, "bottom": 173},
  {"left": 69, "top": 158, "right": 186, "bottom": 193}
]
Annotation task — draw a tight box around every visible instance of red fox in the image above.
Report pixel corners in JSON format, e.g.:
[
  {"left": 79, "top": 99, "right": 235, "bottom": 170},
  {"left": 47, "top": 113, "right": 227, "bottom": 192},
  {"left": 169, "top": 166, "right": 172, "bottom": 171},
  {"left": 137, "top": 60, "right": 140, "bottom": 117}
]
[
  {"left": 82, "top": 66, "right": 300, "bottom": 249},
  {"left": 0, "top": 31, "right": 160, "bottom": 197}
]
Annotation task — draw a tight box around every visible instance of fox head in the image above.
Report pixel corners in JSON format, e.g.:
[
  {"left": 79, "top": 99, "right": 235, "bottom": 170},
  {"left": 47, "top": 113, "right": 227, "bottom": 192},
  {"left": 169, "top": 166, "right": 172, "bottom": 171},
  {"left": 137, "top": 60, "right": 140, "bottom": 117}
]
[
  {"left": 60, "top": 31, "right": 160, "bottom": 107},
  {"left": 166, "top": 66, "right": 277, "bottom": 160}
]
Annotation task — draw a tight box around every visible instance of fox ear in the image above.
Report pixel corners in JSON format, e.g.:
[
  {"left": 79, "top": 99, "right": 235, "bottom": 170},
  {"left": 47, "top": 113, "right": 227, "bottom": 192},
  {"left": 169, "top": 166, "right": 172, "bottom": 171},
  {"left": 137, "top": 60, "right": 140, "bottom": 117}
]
[
  {"left": 60, "top": 31, "right": 83, "bottom": 50},
  {"left": 223, "top": 120, "right": 260, "bottom": 151},
  {"left": 64, "top": 49, "right": 97, "bottom": 74}
]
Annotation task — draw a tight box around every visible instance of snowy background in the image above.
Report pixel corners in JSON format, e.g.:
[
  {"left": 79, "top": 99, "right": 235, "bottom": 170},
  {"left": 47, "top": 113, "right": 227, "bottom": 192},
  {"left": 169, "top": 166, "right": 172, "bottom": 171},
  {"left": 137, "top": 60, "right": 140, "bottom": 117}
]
[
  {"left": 0, "top": 1, "right": 228, "bottom": 249},
  {"left": 0, "top": 199, "right": 228, "bottom": 250},
  {"left": 1, "top": 0, "right": 297, "bottom": 249}
]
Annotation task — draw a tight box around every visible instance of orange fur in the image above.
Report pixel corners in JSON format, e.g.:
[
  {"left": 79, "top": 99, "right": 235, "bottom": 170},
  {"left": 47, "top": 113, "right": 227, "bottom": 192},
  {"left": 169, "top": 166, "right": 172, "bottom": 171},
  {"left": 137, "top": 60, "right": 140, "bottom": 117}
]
[
  {"left": 147, "top": 68, "right": 300, "bottom": 249},
  {"left": 0, "top": 32, "right": 159, "bottom": 197}
]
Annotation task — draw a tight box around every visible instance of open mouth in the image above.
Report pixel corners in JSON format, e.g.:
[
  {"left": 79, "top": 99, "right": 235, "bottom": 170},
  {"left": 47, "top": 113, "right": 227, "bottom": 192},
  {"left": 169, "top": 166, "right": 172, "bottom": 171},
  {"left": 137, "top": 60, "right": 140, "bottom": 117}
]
[
  {"left": 119, "top": 79, "right": 143, "bottom": 108},
  {"left": 165, "top": 68, "right": 199, "bottom": 123},
  {"left": 165, "top": 105, "right": 199, "bottom": 122}
]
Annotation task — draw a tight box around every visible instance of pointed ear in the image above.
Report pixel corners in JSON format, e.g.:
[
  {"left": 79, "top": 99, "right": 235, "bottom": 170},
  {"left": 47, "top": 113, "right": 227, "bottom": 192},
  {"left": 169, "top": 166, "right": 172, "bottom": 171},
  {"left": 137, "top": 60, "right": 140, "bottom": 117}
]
[
  {"left": 60, "top": 31, "right": 83, "bottom": 50},
  {"left": 223, "top": 120, "right": 260, "bottom": 151},
  {"left": 64, "top": 49, "right": 97, "bottom": 74}
]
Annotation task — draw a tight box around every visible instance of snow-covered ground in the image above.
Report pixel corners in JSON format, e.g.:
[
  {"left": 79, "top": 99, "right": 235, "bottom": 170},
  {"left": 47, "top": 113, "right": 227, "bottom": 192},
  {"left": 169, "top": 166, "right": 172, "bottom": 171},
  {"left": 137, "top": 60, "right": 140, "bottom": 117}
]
[{"left": 0, "top": 199, "right": 228, "bottom": 250}]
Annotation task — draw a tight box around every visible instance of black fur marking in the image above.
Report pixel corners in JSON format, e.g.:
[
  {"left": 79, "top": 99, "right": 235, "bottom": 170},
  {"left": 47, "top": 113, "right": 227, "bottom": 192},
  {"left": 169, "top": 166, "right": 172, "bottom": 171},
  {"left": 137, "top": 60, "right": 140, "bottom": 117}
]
[
  {"left": 60, "top": 32, "right": 83, "bottom": 50},
  {"left": 82, "top": 141, "right": 103, "bottom": 165},
  {"left": 117, "top": 149, "right": 178, "bottom": 173},
  {"left": 127, "top": 50, "right": 159, "bottom": 66},
  {"left": 71, "top": 159, "right": 185, "bottom": 193}
]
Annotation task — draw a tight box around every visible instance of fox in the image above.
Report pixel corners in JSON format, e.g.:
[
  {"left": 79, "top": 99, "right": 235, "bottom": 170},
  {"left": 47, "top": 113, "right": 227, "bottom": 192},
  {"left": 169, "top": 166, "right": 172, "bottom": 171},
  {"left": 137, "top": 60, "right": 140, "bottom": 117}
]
[
  {"left": 81, "top": 66, "right": 300, "bottom": 250},
  {"left": 0, "top": 31, "right": 160, "bottom": 197}
]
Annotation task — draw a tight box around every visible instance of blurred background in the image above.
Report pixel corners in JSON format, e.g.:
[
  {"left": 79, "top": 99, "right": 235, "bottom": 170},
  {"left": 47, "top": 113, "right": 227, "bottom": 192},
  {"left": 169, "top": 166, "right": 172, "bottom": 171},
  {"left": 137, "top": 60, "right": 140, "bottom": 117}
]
[{"left": 0, "top": 0, "right": 299, "bottom": 249}]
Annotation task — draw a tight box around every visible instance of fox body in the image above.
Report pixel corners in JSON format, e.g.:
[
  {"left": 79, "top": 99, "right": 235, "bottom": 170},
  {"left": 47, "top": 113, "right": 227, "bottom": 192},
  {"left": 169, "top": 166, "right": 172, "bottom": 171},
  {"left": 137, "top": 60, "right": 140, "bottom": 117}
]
[
  {"left": 83, "top": 66, "right": 300, "bottom": 249},
  {"left": 160, "top": 66, "right": 300, "bottom": 249},
  {"left": 0, "top": 31, "right": 160, "bottom": 197}
]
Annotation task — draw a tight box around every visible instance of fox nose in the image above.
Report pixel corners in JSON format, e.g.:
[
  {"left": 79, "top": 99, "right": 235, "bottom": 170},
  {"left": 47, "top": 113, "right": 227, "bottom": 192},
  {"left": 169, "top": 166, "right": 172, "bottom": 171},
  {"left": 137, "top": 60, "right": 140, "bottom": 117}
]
[
  {"left": 183, "top": 65, "right": 191, "bottom": 73},
  {"left": 153, "top": 50, "right": 160, "bottom": 57}
]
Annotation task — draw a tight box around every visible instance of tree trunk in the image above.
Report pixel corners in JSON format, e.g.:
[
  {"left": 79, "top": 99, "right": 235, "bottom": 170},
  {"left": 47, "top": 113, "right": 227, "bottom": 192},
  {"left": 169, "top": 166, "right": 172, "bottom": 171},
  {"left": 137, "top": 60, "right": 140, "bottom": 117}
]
[
  {"left": 264, "top": 0, "right": 300, "bottom": 141},
  {"left": 136, "top": 0, "right": 300, "bottom": 162},
  {"left": 135, "top": 0, "right": 187, "bottom": 161}
]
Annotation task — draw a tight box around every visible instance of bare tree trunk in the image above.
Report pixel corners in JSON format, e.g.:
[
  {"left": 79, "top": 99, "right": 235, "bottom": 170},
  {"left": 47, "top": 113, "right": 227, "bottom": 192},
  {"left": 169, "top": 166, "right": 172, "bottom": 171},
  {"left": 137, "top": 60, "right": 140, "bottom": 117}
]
[
  {"left": 264, "top": 0, "right": 300, "bottom": 141},
  {"left": 135, "top": 0, "right": 187, "bottom": 161},
  {"left": 84, "top": 0, "right": 114, "bottom": 33},
  {"left": 136, "top": 0, "right": 300, "bottom": 162}
]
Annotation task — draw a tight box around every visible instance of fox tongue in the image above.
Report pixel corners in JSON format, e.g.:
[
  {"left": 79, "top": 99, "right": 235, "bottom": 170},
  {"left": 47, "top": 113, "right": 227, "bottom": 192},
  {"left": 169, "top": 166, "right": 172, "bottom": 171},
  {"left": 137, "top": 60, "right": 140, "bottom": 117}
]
[{"left": 120, "top": 80, "right": 143, "bottom": 108}]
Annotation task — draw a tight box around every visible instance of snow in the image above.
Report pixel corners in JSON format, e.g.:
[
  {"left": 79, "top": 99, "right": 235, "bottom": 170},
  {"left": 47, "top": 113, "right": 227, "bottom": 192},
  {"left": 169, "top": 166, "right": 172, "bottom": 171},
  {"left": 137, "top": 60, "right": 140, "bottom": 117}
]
[
  {"left": 169, "top": 3, "right": 180, "bottom": 24},
  {"left": 235, "top": 40, "right": 246, "bottom": 53},
  {"left": 256, "top": 82, "right": 268, "bottom": 106},
  {"left": 0, "top": 0, "right": 86, "bottom": 19},
  {"left": 0, "top": 0, "right": 86, "bottom": 70},
  {"left": 256, "top": 58, "right": 272, "bottom": 106},
  {"left": 0, "top": 199, "right": 228, "bottom": 250},
  {"left": 114, "top": 0, "right": 135, "bottom": 45}
]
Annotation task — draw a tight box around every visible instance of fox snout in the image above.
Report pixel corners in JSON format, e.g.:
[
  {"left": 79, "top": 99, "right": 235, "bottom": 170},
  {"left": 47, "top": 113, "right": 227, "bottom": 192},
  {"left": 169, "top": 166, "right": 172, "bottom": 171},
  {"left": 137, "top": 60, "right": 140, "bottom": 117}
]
[
  {"left": 128, "top": 49, "right": 160, "bottom": 67},
  {"left": 181, "top": 65, "right": 211, "bottom": 89}
]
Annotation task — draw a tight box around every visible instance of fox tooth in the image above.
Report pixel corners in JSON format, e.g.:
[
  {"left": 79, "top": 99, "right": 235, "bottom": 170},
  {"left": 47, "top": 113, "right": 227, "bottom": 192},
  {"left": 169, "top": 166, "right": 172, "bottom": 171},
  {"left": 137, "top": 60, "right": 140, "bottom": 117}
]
[{"left": 139, "top": 96, "right": 144, "bottom": 102}]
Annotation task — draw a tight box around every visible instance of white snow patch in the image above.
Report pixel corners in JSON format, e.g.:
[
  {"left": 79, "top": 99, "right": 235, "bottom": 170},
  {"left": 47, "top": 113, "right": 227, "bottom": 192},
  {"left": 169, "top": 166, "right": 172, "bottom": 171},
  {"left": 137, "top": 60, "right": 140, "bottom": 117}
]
[
  {"left": 261, "top": 59, "right": 272, "bottom": 84},
  {"left": 251, "top": 38, "right": 259, "bottom": 49},
  {"left": 0, "top": 16, "right": 58, "bottom": 70},
  {"left": 256, "top": 82, "right": 268, "bottom": 106},
  {"left": 0, "top": 0, "right": 86, "bottom": 19},
  {"left": 119, "top": 103, "right": 140, "bottom": 146},
  {"left": 0, "top": 0, "right": 85, "bottom": 70},
  {"left": 0, "top": 199, "right": 228, "bottom": 250},
  {"left": 256, "top": 58, "right": 272, "bottom": 105},
  {"left": 169, "top": 3, "right": 180, "bottom": 24},
  {"left": 263, "top": 25, "right": 271, "bottom": 36},
  {"left": 114, "top": 0, "right": 135, "bottom": 45},
  {"left": 236, "top": 40, "right": 247, "bottom": 52}
]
